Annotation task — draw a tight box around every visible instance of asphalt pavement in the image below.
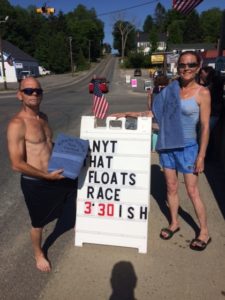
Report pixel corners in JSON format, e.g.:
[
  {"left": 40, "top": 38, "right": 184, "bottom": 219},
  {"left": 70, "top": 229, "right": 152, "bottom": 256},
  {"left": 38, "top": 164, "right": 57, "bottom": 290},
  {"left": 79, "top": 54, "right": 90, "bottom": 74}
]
[{"left": 0, "top": 69, "right": 92, "bottom": 94}]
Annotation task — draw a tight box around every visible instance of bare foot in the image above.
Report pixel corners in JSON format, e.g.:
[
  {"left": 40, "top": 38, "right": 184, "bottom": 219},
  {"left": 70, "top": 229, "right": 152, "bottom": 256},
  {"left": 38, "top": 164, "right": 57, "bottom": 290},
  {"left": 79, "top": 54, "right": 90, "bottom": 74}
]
[{"left": 35, "top": 255, "right": 51, "bottom": 272}]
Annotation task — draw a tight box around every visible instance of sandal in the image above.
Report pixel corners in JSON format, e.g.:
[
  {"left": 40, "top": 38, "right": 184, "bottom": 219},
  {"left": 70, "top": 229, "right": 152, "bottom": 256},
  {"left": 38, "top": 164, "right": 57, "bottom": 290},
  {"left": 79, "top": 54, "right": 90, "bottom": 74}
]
[
  {"left": 190, "top": 237, "right": 212, "bottom": 251},
  {"left": 160, "top": 227, "right": 180, "bottom": 240}
]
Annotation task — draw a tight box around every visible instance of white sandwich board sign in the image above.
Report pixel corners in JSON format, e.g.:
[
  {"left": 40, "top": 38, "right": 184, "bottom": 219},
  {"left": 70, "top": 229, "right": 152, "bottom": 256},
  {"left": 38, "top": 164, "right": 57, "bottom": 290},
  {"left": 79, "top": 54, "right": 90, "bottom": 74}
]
[{"left": 75, "top": 116, "right": 152, "bottom": 253}]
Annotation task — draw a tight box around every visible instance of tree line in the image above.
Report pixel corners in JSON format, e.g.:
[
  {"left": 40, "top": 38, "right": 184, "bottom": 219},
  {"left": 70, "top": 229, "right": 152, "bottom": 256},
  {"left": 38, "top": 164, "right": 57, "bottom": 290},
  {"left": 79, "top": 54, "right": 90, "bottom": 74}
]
[
  {"left": 0, "top": 0, "right": 110, "bottom": 73},
  {"left": 0, "top": 0, "right": 223, "bottom": 72}
]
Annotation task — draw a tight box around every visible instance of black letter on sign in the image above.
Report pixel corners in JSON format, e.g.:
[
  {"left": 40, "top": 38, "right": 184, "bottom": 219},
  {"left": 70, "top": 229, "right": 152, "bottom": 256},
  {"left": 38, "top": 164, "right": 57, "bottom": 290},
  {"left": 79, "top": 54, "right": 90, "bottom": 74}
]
[
  {"left": 140, "top": 206, "right": 147, "bottom": 220},
  {"left": 129, "top": 173, "right": 136, "bottom": 185},
  {"left": 89, "top": 155, "right": 97, "bottom": 167},
  {"left": 119, "top": 204, "right": 122, "bottom": 218},
  {"left": 87, "top": 186, "right": 94, "bottom": 199},
  {"left": 92, "top": 140, "right": 100, "bottom": 152},
  {"left": 127, "top": 207, "right": 134, "bottom": 219}
]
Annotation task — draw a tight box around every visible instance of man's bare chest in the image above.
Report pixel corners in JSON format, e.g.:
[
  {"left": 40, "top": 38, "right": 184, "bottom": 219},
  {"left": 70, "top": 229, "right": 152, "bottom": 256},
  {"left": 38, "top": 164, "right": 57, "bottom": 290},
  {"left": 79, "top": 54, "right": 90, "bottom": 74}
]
[{"left": 24, "top": 119, "right": 52, "bottom": 144}]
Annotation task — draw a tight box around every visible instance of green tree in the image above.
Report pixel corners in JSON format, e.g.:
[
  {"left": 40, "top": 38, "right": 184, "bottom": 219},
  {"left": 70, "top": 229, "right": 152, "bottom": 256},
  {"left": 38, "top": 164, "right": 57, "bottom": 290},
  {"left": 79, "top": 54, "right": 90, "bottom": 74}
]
[
  {"left": 183, "top": 10, "right": 201, "bottom": 43},
  {"left": 167, "top": 20, "right": 185, "bottom": 43},
  {"left": 200, "top": 8, "right": 222, "bottom": 43},
  {"left": 66, "top": 5, "right": 104, "bottom": 63},
  {"left": 0, "top": 0, "right": 12, "bottom": 16},
  {"left": 112, "top": 20, "right": 136, "bottom": 59},
  {"left": 143, "top": 15, "right": 154, "bottom": 33},
  {"left": 149, "top": 27, "right": 158, "bottom": 52},
  {"left": 48, "top": 32, "right": 70, "bottom": 73},
  {"left": 154, "top": 2, "right": 167, "bottom": 34}
]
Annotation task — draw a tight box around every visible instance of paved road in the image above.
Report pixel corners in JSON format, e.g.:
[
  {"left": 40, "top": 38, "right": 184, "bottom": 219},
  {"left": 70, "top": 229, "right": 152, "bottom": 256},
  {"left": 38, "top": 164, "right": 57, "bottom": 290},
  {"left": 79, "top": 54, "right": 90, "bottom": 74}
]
[{"left": 1, "top": 59, "right": 225, "bottom": 300}]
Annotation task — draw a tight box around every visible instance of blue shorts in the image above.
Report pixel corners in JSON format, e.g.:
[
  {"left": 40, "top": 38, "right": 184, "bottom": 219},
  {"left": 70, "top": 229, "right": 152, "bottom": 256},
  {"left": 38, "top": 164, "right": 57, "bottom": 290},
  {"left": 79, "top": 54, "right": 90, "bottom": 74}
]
[{"left": 159, "top": 143, "right": 199, "bottom": 174}]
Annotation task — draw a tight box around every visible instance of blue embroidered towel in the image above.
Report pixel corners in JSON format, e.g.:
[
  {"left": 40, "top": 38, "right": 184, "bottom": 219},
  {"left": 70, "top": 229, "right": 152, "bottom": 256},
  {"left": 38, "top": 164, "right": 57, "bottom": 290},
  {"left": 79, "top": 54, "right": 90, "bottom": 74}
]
[
  {"left": 152, "top": 79, "right": 185, "bottom": 151},
  {"left": 48, "top": 133, "right": 89, "bottom": 179}
]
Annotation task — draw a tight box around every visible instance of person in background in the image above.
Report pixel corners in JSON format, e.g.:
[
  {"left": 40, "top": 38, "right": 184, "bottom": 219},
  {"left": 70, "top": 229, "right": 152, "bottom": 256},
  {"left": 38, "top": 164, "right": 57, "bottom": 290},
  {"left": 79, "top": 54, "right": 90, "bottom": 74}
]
[
  {"left": 147, "top": 75, "right": 169, "bottom": 152},
  {"left": 7, "top": 77, "right": 77, "bottom": 272},
  {"left": 199, "top": 66, "right": 223, "bottom": 130},
  {"left": 147, "top": 75, "right": 169, "bottom": 110}
]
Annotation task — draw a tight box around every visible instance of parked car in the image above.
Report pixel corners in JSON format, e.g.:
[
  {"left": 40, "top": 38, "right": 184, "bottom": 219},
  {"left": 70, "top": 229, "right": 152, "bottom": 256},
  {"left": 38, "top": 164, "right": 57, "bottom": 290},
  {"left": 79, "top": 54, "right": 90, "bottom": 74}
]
[
  {"left": 38, "top": 66, "right": 51, "bottom": 76},
  {"left": 89, "top": 77, "right": 109, "bottom": 93},
  {"left": 134, "top": 68, "right": 142, "bottom": 76}
]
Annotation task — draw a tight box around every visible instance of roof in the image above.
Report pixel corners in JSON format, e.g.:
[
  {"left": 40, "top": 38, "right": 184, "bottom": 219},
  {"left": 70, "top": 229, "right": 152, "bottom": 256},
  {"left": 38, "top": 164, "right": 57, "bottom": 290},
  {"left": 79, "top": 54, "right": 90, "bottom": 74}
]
[
  {"left": 137, "top": 32, "right": 167, "bottom": 43},
  {"left": 2, "top": 40, "right": 38, "bottom": 63},
  {"left": 202, "top": 49, "right": 225, "bottom": 58}
]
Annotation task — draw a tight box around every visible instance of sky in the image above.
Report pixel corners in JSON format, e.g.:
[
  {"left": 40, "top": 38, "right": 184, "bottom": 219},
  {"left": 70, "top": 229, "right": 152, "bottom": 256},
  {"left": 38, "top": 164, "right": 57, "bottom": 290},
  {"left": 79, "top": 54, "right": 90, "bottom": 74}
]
[{"left": 8, "top": 0, "right": 225, "bottom": 47}]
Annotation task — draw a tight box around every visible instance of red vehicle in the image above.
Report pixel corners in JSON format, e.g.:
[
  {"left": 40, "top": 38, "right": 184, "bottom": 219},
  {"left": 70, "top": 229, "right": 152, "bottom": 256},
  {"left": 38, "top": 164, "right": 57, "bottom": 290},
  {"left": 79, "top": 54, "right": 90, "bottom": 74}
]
[{"left": 89, "top": 77, "right": 109, "bottom": 93}]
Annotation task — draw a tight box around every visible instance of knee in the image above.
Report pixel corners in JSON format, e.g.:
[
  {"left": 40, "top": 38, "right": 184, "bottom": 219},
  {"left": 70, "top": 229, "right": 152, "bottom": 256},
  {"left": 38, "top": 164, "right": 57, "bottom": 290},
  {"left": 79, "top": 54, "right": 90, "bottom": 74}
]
[
  {"left": 166, "top": 181, "right": 178, "bottom": 195},
  {"left": 186, "top": 185, "right": 199, "bottom": 199}
]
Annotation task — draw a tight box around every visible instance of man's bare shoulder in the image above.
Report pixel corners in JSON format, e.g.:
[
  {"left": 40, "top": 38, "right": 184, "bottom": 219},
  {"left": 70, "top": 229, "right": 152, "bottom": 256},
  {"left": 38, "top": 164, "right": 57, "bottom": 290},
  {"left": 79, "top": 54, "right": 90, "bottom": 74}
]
[{"left": 7, "top": 113, "right": 26, "bottom": 132}]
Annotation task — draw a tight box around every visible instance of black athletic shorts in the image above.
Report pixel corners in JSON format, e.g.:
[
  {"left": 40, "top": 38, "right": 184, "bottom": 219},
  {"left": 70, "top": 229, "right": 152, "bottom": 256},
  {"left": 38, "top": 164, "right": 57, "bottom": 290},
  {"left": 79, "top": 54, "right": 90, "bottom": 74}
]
[{"left": 21, "top": 175, "right": 77, "bottom": 228}]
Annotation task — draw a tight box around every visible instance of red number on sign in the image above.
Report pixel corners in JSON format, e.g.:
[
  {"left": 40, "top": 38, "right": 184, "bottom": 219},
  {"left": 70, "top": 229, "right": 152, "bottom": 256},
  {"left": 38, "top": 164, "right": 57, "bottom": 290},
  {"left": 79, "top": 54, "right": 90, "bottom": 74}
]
[
  {"left": 97, "top": 203, "right": 114, "bottom": 217},
  {"left": 98, "top": 203, "right": 105, "bottom": 216},
  {"left": 107, "top": 204, "right": 114, "bottom": 216},
  {"left": 84, "top": 201, "right": 92, "bottom": 214}
]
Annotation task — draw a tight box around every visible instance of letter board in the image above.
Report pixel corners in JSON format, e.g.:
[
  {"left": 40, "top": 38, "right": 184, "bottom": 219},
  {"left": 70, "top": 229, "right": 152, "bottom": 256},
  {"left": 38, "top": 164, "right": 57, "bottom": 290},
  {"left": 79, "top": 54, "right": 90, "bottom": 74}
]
[{"left": 75, "top": 116, "right": 152, "bottom": 253}]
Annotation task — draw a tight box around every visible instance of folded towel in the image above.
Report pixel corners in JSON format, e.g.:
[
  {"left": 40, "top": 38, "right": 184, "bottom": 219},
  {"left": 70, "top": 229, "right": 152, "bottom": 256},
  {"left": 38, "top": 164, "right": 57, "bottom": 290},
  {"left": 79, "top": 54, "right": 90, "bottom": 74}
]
[
  {"left": 48, "top": 133, "right": 89, "bottom": 179},
  {"left": 152, "top": 79, "right": 185, "bottom": 151}
]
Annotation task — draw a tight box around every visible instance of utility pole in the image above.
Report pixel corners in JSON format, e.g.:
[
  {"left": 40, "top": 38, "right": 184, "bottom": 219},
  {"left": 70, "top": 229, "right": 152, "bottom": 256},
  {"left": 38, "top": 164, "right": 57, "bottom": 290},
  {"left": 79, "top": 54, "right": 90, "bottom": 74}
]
[
  {"left": 88, "top": 39, "right": 91, "bottom": 63},
  {"left": 0, "top": 16, "right": 9, "bottom": 90},
  {"left": 69, "top": 36, "right": 73, "bottom": 76}
]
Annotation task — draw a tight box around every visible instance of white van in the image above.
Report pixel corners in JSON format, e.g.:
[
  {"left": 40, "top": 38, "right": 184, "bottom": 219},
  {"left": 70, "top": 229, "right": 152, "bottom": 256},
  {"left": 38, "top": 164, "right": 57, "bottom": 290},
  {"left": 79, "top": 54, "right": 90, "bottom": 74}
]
[{"left": 38, "top": 66, "right": 51, "bottom": 75}]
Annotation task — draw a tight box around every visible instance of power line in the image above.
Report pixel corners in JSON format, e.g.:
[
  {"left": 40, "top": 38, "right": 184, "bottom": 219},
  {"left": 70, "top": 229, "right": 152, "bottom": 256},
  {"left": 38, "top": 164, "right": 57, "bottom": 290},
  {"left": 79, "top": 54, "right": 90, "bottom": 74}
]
[{"left": 97, "top": 0, "right": 158, "bottom": 17}]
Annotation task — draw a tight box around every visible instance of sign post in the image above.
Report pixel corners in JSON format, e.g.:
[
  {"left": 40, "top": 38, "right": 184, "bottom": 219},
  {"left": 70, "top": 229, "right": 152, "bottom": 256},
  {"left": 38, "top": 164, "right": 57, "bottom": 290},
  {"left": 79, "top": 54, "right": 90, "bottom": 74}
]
[{"left": 75, "top": 116, "right": 152, "bottom": 253}]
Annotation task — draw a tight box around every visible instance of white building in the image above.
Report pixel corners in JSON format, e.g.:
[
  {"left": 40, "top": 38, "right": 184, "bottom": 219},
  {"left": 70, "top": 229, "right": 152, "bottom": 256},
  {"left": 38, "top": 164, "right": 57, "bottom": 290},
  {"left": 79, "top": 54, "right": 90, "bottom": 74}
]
[{"left": 0, "top": 40, "right": 39, "bottom": 83}]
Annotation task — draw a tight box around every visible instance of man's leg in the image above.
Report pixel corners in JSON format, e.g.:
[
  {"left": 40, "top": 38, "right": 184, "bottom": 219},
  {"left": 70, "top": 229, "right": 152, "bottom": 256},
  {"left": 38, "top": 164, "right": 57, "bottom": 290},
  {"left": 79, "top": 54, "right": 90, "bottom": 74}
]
[
  {"left": 160, "top": 168, "right": 180, "bottom": 238},
  {"left": 184, "top": 173, "right": 210, "bottom": 243},
  {"left": 30, "top": 227, "right": 51, "bottom": 272}
]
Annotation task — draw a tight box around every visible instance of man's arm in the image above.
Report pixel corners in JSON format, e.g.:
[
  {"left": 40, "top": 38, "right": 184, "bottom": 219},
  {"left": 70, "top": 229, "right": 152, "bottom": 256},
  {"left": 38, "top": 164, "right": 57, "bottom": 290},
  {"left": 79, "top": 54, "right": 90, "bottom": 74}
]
[{"left": 7, "top": 118, "right": 64, "bottom": 180}]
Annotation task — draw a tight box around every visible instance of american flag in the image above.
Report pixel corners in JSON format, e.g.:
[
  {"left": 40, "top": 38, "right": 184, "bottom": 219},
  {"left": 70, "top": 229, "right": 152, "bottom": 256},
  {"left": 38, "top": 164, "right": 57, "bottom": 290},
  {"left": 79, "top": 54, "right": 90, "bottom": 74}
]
[
  {"left": 6, "top": 54, "right": 14, "bottom": 66},
  {"left": 173, "top": 0, "right": 203, "bottom": 15},
  {"left": 92, "top": 81, "right": 109, "bottom": 119}
]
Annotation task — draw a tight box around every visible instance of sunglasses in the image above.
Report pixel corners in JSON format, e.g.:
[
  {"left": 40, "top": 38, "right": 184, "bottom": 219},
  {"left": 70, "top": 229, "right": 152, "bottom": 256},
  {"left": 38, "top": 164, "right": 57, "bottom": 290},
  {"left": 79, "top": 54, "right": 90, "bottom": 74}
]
[
  {"left": 178, "top": 63, "right": 198, "bottom": 69},
  {"left": 21, "top": 88, "right": 43, "bottom": 96}
]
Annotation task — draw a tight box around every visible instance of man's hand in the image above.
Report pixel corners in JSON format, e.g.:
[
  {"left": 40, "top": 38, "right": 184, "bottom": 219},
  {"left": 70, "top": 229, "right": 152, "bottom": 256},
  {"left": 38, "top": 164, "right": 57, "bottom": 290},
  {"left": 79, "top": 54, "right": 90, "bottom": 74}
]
[
  {"left": 110, "top": 111, "right": 153, "bottom": 118},
  {"left": 46, "top": 169, "right": 65, "bottom": 180},
  {"left": 109, "top": 112, "right": 127, "bottom": 118}
]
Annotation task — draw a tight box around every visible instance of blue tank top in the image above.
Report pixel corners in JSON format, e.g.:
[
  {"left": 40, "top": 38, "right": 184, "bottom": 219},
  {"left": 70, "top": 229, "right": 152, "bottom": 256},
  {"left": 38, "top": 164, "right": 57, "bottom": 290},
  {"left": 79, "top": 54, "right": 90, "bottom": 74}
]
[{"left": 180, "top": 96, "right": 199, "bottom": 143}]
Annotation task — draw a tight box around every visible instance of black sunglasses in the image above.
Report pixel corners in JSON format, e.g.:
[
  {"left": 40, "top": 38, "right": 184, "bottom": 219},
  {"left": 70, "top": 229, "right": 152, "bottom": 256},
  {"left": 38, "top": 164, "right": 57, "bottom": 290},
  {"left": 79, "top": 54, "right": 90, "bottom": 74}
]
[
  {"left": 178, "top": 63, "right": 198, "bottom": 69},
  {"left": 21, "top": 88, "right": 43, "bottom": 96}
]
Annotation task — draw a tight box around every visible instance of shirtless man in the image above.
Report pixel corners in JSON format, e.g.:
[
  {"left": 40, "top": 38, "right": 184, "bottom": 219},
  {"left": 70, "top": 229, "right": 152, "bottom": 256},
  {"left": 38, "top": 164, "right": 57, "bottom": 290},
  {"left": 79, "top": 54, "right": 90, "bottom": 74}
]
[{"left": 7, "top": 77, "right": 77, "bottom": 272}]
